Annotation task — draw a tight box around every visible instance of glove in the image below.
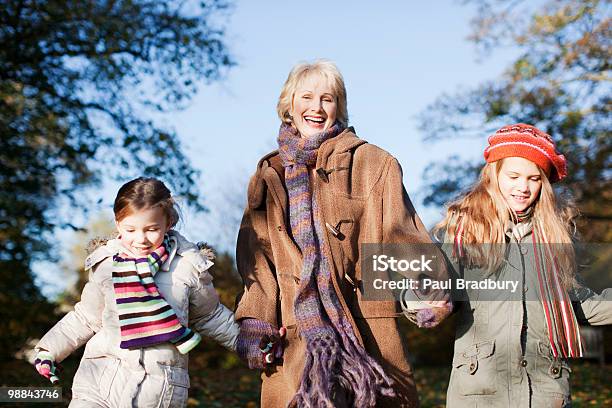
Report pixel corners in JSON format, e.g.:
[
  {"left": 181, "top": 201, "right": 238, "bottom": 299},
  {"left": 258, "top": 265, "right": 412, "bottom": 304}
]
[
  {"left": 34, "top": 350, "right": 60, "bottom": 384},
  {"left": 237, "top": 319, "right": 286, "bottom": 369},
  {"left": 401, "top": 288, "right": 453, "bottom": 328},
  {"left": 259, "top": 326, "right": 286, "bottom": 366},
  {"left": 414, "top": 300, "right": 453, "bottom": 328}
]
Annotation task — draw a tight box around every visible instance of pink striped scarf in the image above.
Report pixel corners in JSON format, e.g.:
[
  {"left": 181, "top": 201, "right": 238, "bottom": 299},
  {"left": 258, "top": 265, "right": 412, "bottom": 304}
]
[
  {"left": 531, "top": 220, "right": 583, "bottom": 357},
  {"left": 112, "top": 241, "right": 201, "bottom": 354}
]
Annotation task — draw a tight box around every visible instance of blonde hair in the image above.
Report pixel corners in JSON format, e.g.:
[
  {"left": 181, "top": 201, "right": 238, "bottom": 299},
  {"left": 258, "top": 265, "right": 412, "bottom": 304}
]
[
  {"left": 276, "top": 59, "right": 348, "bottom": 127},
  {"left": 434, "top": 159, "right": 578, "bottom": 290}
]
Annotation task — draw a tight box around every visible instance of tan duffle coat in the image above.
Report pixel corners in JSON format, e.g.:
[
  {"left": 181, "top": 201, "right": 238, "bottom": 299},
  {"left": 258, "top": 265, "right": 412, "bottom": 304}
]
[{"left": 234, "top": 128, "right": 450, "bottom": 407}]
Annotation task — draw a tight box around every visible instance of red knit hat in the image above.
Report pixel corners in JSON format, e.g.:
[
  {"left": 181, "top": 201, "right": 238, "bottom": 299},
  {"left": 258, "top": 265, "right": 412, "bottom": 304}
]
[{"left": 484, "top": 123, "right": 567, "bottom": 183}]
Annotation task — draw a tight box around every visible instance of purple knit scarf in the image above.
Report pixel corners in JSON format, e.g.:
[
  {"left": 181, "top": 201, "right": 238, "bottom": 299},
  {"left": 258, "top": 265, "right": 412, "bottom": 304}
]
[{"left": 278, "top": 122, "right": 395, "bottom": 407}]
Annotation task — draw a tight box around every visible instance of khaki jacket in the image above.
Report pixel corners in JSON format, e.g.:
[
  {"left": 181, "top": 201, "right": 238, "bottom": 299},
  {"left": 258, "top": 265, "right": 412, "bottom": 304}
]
[
  {"left": 235, "top": 128, "right": 450, "bottom": 407},
  {"left": 36, "top": 231, "right": 239, "bottom": 408},
  {"left": 443, "top": 223, "right": 612, "bottom": 408}
]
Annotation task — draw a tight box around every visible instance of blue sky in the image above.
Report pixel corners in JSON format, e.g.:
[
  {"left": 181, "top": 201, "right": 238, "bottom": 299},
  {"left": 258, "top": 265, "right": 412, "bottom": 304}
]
[{"left": 36, "top": 0, "right": 523, "bottom": 298}]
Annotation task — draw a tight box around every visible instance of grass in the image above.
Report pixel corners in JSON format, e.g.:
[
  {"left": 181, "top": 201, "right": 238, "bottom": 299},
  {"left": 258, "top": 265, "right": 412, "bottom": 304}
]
[
  {"left": 2, "top": 352, "right": 610, "bottom": 407},
  {"left": 414, "top": 361, "right": 612, "bottom": 408}
]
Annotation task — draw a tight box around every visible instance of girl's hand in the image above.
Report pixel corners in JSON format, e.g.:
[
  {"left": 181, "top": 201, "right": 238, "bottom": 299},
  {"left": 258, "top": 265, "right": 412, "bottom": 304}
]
[
  {"left": 34, "top": 350, "right": 60, "bottom": 384},
  {"left": 414, "top": 300, "right": 453, "bottom": 328},
  {"left": 401, "top": 289, "right": 454, "bottom": 328},
  {"left": 259, "top": 326, "right": 286, "bottom": 366}
]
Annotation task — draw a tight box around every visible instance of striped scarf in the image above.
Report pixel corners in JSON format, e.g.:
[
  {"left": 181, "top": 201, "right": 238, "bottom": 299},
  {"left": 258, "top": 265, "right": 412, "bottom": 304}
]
[
  {"left": 453, "top": 212, "right": 582, "bottom": 358},
  {"left": 112, "top": 240, "right": 201, "bottom": 354},
  {"left": 515, "top": 206, "right": 534, "bottom": 223},
  {"left": 278, "top": 122, "right": 394, "bottom": 407},
  {"left": 532, "top": 219, "right": 583, "bottom": 358}
]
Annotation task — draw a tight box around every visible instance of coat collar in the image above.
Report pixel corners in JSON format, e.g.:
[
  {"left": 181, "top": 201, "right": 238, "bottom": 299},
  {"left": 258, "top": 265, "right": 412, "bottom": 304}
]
[
  {"left": 247, "top": 127, "right": 366, "bottom": 209},
  {"left": 84, "top": 230, "right": 204, "bottom": 273},
  {"left": 320, "top": 126, "right": 366, "bottom": 154},
  {"left": 505, "top": 219, "right": 534, "bottom": 242}
]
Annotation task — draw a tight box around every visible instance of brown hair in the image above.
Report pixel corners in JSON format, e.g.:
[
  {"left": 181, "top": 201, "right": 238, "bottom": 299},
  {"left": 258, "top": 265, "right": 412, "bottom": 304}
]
[{"left": 113, "top": 177, "right": 180, "bottom": 228}]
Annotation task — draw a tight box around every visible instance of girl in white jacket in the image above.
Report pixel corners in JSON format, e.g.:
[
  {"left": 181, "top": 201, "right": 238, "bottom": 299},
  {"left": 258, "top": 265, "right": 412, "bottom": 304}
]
[{"left": 34, "top": 177, "right": 239, "bottom": 407}]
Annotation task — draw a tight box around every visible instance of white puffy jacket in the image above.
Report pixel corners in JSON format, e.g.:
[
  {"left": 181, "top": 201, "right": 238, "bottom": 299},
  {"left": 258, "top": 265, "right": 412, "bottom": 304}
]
[{"left": 36, "top": 230, "right": 239, "bottom": 408}]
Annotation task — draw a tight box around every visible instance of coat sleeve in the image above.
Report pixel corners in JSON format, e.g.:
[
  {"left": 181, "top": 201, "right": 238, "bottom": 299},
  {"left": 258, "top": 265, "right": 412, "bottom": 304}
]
[
  {"left": 188, "top": 263, "right": 239, "bottom": 351},
  {"left": 381, "top": 158, "right": 452, "bottom": 325},
  {"left": 35, "top": 263, "right": 107, "bottom": 363},
  {"left": 234, "top": 202, "right": 279, "bottom": 327},
  {"left": 381, "top": 158, "right": 433, "bottom": 244},
  {"left": 234, "top": 195, "right": 282, "bottom": 369},
  {"left": 571, "top": 282, "right": 612, "bottom": 325}
]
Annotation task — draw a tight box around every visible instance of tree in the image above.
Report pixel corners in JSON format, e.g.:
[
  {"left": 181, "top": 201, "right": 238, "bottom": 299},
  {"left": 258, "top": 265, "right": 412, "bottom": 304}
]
[
  {"left": 54, "top": 215, "right": 116, "bottom": 310},
  {"left": 419, "top": 0, "right": 610, "bottom": 242},
  {"left": 0, "top": 0, "right": 234, "bottom": 358}
]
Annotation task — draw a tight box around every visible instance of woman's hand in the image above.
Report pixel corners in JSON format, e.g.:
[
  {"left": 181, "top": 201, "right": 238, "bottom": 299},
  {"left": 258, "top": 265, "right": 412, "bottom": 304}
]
[
  {"left": 259, "top": 326, "right": 286, "bottom": 366},
  {"left": 34, "top": 349, "right": 60, "bottom": 384}
]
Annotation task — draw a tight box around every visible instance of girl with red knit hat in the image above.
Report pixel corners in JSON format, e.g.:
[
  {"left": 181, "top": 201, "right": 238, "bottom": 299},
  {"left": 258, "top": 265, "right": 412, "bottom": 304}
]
[{"left": 434, "top": 124, "right": 611, "bottom": 407}]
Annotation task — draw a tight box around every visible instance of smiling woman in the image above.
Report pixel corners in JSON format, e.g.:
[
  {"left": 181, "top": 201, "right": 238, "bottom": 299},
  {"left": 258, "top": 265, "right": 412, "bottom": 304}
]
[
  {"left": 234, "top": 60, "right": 453, "bottom": 408},
  {"left": 276, "top": 60, "right": 348, "bottom": 131},
  {"left": 290, "top": 75, "right": 338, "bottom": 137}
]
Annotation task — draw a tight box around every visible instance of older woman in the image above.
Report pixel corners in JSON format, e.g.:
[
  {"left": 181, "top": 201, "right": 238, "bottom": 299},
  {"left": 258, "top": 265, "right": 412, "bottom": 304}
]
[{"left": 235, "top": 60, "right": 451, "bottom": 407}]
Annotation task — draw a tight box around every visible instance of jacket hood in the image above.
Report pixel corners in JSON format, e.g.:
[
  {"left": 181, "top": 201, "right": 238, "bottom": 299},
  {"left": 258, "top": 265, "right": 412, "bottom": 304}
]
[
  {"left": 86, "top": 236, "right": 113, "bottom": 255},
  {"left": 85, "top": 233, "right": 216, "bottom": 261}
]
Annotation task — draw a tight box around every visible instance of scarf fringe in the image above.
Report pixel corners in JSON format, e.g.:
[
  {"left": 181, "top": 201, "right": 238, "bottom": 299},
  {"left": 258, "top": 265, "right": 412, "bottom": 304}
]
[
  {"left": 338, "top": 333, "right": 396, "bottom": 405},
  {"left": 291, "top": 333, "right": 338, "bottom": 408},
  {"left": 291, "top": 327, "right": 395, "bottom": 408},
  {"left": 289, "top": 334, "right": 395, "bottom": 408}
]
